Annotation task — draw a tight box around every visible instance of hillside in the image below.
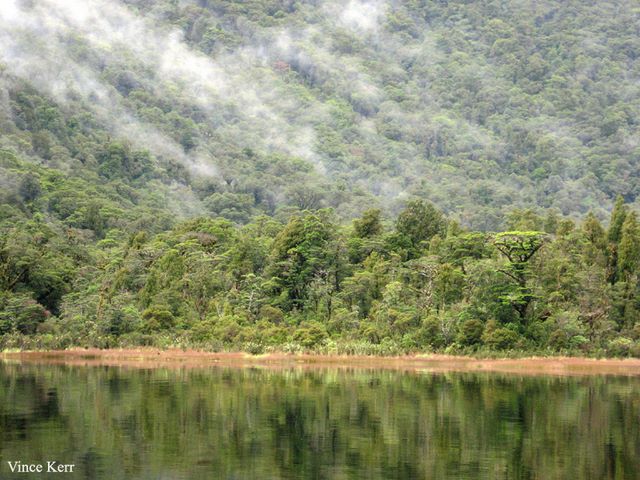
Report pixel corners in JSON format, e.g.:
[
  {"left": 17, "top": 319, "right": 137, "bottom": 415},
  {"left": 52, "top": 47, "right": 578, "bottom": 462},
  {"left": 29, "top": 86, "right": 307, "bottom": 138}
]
[
  {"left": 0, "top": 1, "right": 639, "bottom": 355},
  {"left": 2, "top": 0, "right": 639, "bottom": 226}
]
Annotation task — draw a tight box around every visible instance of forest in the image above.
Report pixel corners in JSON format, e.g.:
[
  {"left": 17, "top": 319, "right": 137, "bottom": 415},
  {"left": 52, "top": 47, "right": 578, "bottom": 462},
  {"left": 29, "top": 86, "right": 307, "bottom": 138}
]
[
  {"left": 0, "top": 0, "right": 639, "bottom": 356},
  {"left": 2, "top": 191, "right": 639, "bottom": 356}
]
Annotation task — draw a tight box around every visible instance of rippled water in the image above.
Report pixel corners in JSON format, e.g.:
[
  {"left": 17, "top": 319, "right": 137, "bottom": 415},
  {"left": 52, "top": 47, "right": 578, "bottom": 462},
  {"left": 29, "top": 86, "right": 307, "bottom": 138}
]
[{"left": 0, "top": 362, "right": 638, "bottom": 479}]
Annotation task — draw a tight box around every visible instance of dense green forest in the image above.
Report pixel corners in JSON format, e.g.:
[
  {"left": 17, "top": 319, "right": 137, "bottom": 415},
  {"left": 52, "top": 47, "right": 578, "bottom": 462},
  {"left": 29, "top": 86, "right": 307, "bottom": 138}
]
[
  {"left": 0, "top": 0, "right": 639, "bottom": 355},
  {"left": 2, "top": 194, "right": 639, "bottom": 356}
]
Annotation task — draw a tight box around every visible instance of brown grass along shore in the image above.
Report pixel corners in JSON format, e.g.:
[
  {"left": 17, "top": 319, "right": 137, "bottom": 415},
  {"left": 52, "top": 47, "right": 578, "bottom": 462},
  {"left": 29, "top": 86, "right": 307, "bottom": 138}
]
[{"left": 2, "top": 349, "right": 640, "bottom": 376}]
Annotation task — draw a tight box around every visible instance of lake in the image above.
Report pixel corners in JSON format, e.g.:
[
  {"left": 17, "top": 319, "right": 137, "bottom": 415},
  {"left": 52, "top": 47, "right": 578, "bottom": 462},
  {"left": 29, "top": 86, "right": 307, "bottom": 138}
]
[{"left": 0, "top": 361, "right": 638, "bottom": 479}]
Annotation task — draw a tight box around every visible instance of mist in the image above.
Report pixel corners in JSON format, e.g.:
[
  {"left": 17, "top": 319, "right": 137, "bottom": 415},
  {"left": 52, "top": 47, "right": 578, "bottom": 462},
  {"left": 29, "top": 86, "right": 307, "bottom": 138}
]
[
  {"left": 0, "top": 0, "right": 340, "bottom": 176},
  {"left": 0, "top": 0, "right": 400, "bottom": 188},
  {"left": 0, "top": 0, "right": 632, "bottom": 226}
]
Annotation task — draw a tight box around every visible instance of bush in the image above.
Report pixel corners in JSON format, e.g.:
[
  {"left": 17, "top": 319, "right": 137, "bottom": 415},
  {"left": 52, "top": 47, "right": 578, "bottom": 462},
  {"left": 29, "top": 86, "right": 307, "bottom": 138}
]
[
  {"left": 293, "top": 322, "right": 328, "bottom": 349},
  {"left": 108, "top": 306, "right": 141, "bottom": 336},
  {"left": 631, "top": 323, "right": 640, "bottom": 340},
  {"left": 212, "top": 316, "right": 242, "bottom": 344},
  {"left": 548, "top": 329, "right": 569, "bottom": 350},
  {"left": 244, "top": 341, "right": 265, "bottom": 355},
  {"left": 457, "top": 319, "right": 484, "bottom": 346},
  {"left": 607, "top": 338, "right": 634, "bottom": 357},
  {"left": 256, "top": 321, "right": 289, "bottom": 345},
  {"left": 190, "top": 320, "right": 216, "bottom": 343},
  {"left": 141, "top": 306, "right": 175, "bottom": 332},
  {"left": 418, "top": 316, "right": 444, "bottom": 348},
  {"left": 399, "top": 333, "right": 420, "bottom": 352},
  {"left": 390, "top": 310, "right": 418, "bottom": 336},
  {"left": 482, "top": 326, "right": 520, "bottom": 350},
  {"left": 119, "top": 332, "right": 156, "bottom": 347},
  {"left": 359, "top": 322, "right": 384, "bottom": 344},
  {"left": 259, "top": 305, "right": 284, "bottom": 324},
  {"left": 0, "top": 294, "right": 48, "bottom": 335},
  {"left": 569, "top": 335, "right": 589, "bottom": 350},
  {"left": 326, "top": 308, "right": 358, "bottom": 335}
]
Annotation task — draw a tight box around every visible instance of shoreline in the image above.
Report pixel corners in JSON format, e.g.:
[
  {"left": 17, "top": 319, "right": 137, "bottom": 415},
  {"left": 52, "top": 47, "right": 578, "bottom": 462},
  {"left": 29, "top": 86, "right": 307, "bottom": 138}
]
[{"left": 2, "top": 349, "right": 640, "bottom": 376}]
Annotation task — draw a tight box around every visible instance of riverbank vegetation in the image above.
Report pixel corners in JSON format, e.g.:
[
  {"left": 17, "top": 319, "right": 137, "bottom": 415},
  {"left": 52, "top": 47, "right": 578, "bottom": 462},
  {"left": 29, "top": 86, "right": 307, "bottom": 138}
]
[
  {"left": 1, "top": 1, "right": 640, "bottom": 357},
  {"left": 2, "top": 196, "right": 639, "bottom": 357}
]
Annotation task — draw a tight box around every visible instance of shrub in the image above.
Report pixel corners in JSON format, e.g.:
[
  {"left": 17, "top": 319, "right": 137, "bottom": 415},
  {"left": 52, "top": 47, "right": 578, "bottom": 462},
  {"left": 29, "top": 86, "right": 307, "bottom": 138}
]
[
  {"left": 607, "top": 338, "right": 634, "bottom": 357},
  {"left": 190, "top": 320, "right": 216, "bottom": 343},
  {"left": 212, "top": 316, "right": 242, "bottom": 344},
  {"left": 259, "top": 305, "right": 284, "bottom": 324},
  {"left": 418, "top": 316, "right": 443, "bottom": 348},
  {"left": 457, "top": 319, "right": 484, "bottom": 346},
  {"left": 549, "top": 329, "right": 569, "bottom": 350},
  {"left": 141, "top": 306, "right": 175, "bottom": 332},
  {"left": 244, "top": 341, "right": 265, "bottom": 355},
  {"left": 327, "top": 308, "right": 358, "bottom": 335},
  {"left": 482, "top": 327, "right": 520, "bottom": 350},
  {"left": 569, "top": 335, "right": 589, "bottom": 350},
  {"left": 359, "top": 322, "right": 384, "bottom": 344},
  {"left": 293, "top": 322, "right": 328, "bottom": 349}
]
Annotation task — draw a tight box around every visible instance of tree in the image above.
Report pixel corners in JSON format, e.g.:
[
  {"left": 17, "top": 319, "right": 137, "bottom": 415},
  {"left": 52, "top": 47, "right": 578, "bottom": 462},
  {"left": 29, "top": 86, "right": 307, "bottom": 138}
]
[
  {"left": 0, "top": 220, "right": 75, "bottom": 315},
  {"left": 582, "top": 211, "right": 606, "bottom": 264},
  {"left": 266, "top": 211, "right": 343, "bottom": 313},
  {"left": 481, "top": 320, "right": 520, "bottom": 350},
  {"left": 457, "top": 318, "right": 484, "bottom": 346},
  {"left": 612, "top": 212, "right": 640, "bottom": 331},
  {"left": 0, "top": 293, "right": 48, "bottom": 334},
  {"left": 608, "top": 196, "right": 628, "bottom": 244},
  {"left": 395, "top": 200, "right": 446, "bottom": 259},
  {"left": 493, "top": 231, "right": 546, "bottom": 320},
  {"left": 353, "top": 209, "right": 383, "bottom": 239},
  {"left": 617, "top": 212, "right": 640, "bottom": 281},
  {"left": 18, "top": 173, "right": 42, "bottom": 202},
  {"left": 505, "top": 209, "right": 543, "bottom": 231},
  {"left": 83, "top": 202, "right": 106, "bottom": 238},
  {"left": 348, "top": 209, "right": 385, "bottom": 263},
  {"left": 286, "top": 185, "right": 325, "bottom": 211},
  {"left": 607, "top": 195, "right": 629, "bottom": 284},
  {"left": 438, "top": 232, "right": 491, "bottom": 273}
]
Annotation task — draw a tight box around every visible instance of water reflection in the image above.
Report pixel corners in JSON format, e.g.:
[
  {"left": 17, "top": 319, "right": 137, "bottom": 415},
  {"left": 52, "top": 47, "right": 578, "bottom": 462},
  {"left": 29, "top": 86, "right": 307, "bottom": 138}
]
[{"left": 0, "top": 363, "right": 638, "bottom": 479}]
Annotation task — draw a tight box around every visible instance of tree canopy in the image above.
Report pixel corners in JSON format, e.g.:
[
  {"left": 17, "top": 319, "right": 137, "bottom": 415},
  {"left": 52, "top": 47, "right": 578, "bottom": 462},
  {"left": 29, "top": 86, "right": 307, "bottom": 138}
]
[{"left": 0, "top": 0, "right": 639, "bottom": 356}]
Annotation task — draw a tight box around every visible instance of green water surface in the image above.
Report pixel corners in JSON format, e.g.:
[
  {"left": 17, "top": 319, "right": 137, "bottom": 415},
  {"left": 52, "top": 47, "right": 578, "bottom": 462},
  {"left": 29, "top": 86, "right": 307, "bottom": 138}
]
[{"left": 0, "top": 362, "right": 638, "bottom": 479}]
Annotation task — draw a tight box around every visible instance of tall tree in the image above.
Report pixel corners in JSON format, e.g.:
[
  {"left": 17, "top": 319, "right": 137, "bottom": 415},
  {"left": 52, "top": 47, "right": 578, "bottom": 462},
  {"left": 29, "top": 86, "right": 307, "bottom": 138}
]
[
  {"left": 353, "top": 209, "right": 383, "bottom": 239},
  {"left": 395, "top": 200, "right": 446, "bottom": 259},
  {"left": 266, "top": 211, "right": 343, "bottom": 313},
  {"left": 493, "top": 231, "right": 546, "bottom": 320},
  {"left": 582, "top": 211, "right": 606, "bottom": 265},
  {"left": 617, "top": 212, "right": 640, "bottom": 281},
  {"left": 607, "top": 195, "right": 628, "bottom": 284}
]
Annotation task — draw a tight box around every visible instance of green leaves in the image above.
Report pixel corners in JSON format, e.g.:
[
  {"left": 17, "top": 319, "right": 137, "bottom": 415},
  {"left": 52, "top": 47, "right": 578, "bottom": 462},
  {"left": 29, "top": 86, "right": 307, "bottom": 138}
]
[
  {"left": 395, "top": 200, "right": 446, "bottom": 260},
  {"left": 617, "top": 212, "right": 640, "bottom": 281},
  {"left": 267, "top": 210, "right": 341, "bottom": 312},
  {"left": 493, "top": 231, "right": 547, "bottom": 320},
  {"left": 0, "top": 292, "right": 48, "bottom": 335},
  {"left": 494, "top": 232, "right": 546, "bottom": 264}
]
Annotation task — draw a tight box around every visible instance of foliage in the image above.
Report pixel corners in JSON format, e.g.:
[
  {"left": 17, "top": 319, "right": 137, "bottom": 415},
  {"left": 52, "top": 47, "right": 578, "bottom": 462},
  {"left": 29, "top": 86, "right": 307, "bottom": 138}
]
[
  {"left": 0, "top": 197, "right": 638, "bottom": 356},
  {"left": 1, "top": 0, "right": 640, "bottom": 357}
]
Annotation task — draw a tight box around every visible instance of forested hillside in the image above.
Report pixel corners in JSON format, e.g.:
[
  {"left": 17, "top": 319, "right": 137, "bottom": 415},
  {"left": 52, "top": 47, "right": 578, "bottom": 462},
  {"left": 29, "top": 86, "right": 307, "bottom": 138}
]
[{"left": 0, "top": 0, "right": 639, "bottom": 355}]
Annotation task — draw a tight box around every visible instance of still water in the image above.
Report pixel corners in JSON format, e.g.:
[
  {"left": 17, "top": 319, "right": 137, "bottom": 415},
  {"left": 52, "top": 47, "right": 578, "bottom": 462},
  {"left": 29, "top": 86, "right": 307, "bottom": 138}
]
[{"left": 0, "top": 362, "right": 638, "bottom": 479}]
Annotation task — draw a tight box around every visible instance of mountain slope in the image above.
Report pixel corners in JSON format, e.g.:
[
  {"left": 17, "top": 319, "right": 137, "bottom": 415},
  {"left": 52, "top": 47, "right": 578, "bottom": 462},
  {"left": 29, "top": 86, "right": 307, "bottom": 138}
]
[
  {"left": 1, "top": 0, "right": 639, "bottom": 230},
  {"left": 1, "top": 1, "right": 640, "bottom": 356}
]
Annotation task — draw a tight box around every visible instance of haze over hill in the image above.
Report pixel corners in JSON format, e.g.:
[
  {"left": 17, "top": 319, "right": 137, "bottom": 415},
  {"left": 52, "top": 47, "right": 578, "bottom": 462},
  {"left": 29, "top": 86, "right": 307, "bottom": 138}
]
[
  {"left": 1, "top": 1, "right": 640, "bottom": 356},
  {"left": 1, "top": 0, "right": 638, "bottom": 229}
]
